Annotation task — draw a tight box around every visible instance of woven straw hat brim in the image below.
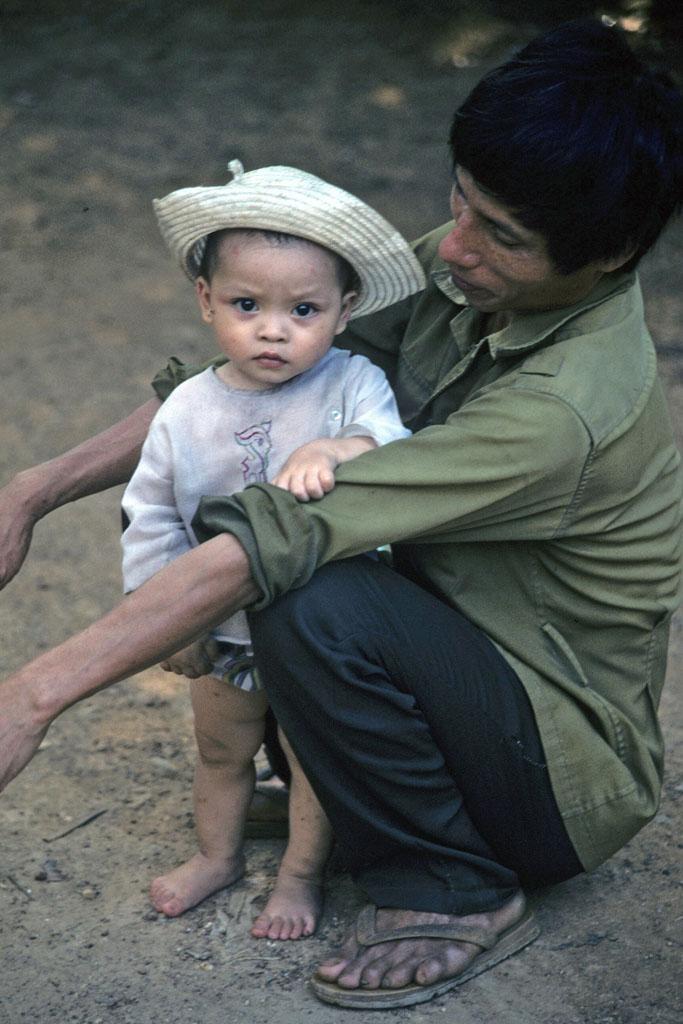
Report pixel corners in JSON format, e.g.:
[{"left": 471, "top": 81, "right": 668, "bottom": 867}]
[{"left": 153, "top": 166, "right": 425, "bottom": 319}]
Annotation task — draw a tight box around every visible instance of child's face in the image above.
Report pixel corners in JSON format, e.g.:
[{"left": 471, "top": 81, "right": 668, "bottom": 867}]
[{"left": 195, "top": 232, "right": 356, "bottom": 390}]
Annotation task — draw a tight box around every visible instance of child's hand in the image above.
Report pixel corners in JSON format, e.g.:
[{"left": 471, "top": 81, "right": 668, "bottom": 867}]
[
  {"left": 159, "top": 635, "right": 219, "bottom": 679},
  {"left": 273, "top": 436, "right": 377, "bottom": 502},
  {"left": 272, "top": 441, "right": 340, "bottom": 501}
]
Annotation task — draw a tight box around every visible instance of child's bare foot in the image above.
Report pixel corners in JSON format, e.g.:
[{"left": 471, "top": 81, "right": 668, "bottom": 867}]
[
  {"left": 251, "top": 871, "right": 324, "bottom": 940},
  {"left": 150, "top": 851, "right": 245, "bottom": 917}
]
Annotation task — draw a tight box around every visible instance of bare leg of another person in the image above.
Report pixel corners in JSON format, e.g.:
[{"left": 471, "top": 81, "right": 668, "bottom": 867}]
[
  {"left": 251, "top": 727, "right": 332, "bottom": 940},
  {"left": 150, "top": 679, "right": 268, "bottom": 917}
]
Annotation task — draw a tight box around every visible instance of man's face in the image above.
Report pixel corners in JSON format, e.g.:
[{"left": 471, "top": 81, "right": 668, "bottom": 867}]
[{"left": 437, "top": 167, "right": 610, "bottom": 317}]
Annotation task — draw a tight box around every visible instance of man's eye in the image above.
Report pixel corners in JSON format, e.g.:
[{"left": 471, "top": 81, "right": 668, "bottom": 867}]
[
  {"left": 493, "top": 232, "right": 520, "bottom": 249},
  {"left": 234, "top": 298, "right": 257, "bottom": 312},
  {"left": 450, "top": 183, "right": 466, "bottom": 217},
  {"left": 293, "top": 302, "right": 316, "bottom": 317}
]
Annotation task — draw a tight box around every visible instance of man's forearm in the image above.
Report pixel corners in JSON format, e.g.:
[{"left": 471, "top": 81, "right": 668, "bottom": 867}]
[
  {"left": 32, "top": 533, "right": 256, "bottom": 718},
  {"left": 0, "top": 533, "right": 257, "bottom": 792},
  {"left": 12, "top": 397, "right": 161, "bottom": 519}
]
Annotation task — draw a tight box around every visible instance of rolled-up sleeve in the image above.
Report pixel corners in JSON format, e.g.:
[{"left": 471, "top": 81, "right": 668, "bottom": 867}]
[{"left": 192, "top": 387, "right": 591, "bottom": 609}]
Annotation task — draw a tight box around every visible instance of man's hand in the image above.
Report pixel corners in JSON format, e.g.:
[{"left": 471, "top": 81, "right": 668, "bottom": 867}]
[
  {"left": 0, "top": 397, "right": 161, "bottom": 590},
  {"left": 159, "top": 635, "right": 220, "bottom": 679},
  {"left": 272, "top": 436, "right": 376, "bottom": 502},
  {"left": 0, "top": 475, "right": 39, "bottom": 589},
  {"left": 0, "top": 678, "right": 50, "bottom": 793}
]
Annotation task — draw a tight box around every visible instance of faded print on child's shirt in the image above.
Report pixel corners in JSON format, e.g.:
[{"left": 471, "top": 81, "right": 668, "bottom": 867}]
[{"left": 235, "top": 420, "right": 273, "bottom": 484}]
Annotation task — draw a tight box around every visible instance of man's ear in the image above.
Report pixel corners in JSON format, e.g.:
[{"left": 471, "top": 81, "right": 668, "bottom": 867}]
[
  {"left": 334, "top": 291, "right": 358, "bottom": 334},
  {"left": 195, "top": 277, "right": 214, "bottom": 323},
  {"left": 598, "top": 247, "right": 637, "bottom": 273}
]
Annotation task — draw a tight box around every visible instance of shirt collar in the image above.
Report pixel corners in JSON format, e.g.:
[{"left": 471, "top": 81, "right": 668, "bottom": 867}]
[{"left": 431, "top": 266, "right": 636, "bottom": 359}]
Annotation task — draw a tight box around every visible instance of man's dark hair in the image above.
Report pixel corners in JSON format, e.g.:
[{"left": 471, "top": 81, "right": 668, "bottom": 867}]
[
  {"left": 198, "top": 228, "right": 360, "bottom": 294},
  {"left": 449, "top": 19, "right": 683, "bottom": 274}
]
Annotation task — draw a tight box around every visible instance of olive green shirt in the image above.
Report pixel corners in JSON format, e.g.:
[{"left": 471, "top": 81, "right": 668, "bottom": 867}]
[{"left": 154, "top": 224, "right": 682, "bottom": 871}]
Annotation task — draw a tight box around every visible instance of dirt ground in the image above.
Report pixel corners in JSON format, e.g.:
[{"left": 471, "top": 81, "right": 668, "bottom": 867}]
[{"left": 0, "top": 2, "right": 682, "bottom": 1022}]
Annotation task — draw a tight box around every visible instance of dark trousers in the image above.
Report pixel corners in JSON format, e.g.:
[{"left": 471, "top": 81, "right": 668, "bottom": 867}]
[{"left": 249, "top": 556, "right": 582, "bottom": 915}]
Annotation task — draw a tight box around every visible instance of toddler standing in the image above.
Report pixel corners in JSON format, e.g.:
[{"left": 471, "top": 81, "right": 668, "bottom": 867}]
[{"left": 121, "top": 160, "right": 424, "bottom": 939}]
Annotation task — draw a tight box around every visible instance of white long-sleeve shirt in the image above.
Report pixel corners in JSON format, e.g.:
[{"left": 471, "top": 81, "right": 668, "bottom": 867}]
[{"left": 121, "top": 347, "right": 410, "bottom": 643}]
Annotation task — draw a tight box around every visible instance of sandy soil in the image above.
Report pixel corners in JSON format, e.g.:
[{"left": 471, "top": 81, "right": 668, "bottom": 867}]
[{"left": 1, "top": 3, "right": 681, "bottom": 1022}]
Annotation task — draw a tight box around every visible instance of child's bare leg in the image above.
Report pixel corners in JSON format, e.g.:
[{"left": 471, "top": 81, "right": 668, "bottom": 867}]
[
  {"left": 252, "top": 727, "right": 332, "bottom": 940},
  {"left": 150, "top": 678, "right": 268, "bottom": 917}
]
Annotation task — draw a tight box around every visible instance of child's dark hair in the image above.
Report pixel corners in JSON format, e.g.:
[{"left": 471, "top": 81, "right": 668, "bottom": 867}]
[
  {"left": 198, "top": 228, "right": 360, "bottom": 294},
  {"left": 449, "top": 18, "right": 683, "bottom": 274}
]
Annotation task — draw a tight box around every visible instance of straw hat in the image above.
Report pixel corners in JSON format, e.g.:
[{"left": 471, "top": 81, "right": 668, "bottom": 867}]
[{"left": 153, "top": 160, "right": 425, "bottom": 319}]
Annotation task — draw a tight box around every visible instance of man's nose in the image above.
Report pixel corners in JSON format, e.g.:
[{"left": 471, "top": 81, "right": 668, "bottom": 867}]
[{"left": 438, "top": 211, "right": 481, "bottom": 269}]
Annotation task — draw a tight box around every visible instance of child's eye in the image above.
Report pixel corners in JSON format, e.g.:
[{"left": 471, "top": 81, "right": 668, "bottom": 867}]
[
  {"left": 293, "top": 302, "right": 316, "bottom": 317},
  {"left": 233, "top": 297, "right": 257, "bottom": 312}
]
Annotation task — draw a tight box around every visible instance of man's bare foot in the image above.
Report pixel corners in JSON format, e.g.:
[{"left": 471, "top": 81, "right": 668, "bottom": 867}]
[
  {"left": 315, "top": 890, "right": 528, "bottom": 991},
  {"left": 149, "top": 852, "right": 245, "bottom": 917},
  {"left": 250, "top": 871, "right": 323, "bottom": 940}
]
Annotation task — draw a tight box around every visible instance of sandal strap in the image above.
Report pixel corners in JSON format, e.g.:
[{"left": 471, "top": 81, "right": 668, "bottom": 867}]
[{"left": 356, "top": 904, "right": 496, "bottom": 950}]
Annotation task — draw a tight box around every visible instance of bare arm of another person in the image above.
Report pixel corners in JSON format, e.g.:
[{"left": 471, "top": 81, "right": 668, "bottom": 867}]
[
  {"left": 0, "top": 532, "right": 257, "bottom": 792},
  {"left": 0, "top": 398, "right": 161, "bottom": 588}
]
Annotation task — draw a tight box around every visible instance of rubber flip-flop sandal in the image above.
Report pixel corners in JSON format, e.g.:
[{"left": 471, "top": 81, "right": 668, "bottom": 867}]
[{"left": 309, "top": 903, "right": 540, "bottom": 1009}]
